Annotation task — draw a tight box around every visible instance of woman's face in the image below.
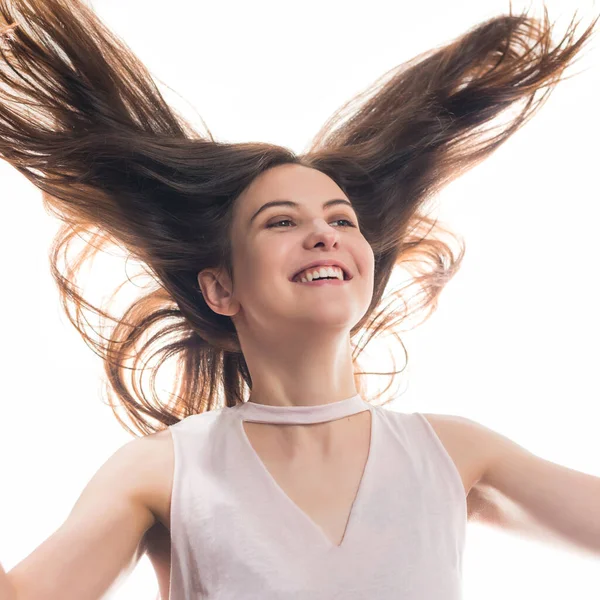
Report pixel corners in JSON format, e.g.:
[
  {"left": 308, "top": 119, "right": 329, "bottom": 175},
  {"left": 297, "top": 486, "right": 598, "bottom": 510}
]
[{"left": 201, "top": 163, "right": 375, "bottom": 339}]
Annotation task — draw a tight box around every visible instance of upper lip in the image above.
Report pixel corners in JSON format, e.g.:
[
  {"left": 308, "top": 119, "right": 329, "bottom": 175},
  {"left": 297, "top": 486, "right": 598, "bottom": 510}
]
[{"left": 290, "top": 260, "right": 352, "bottom": 281}]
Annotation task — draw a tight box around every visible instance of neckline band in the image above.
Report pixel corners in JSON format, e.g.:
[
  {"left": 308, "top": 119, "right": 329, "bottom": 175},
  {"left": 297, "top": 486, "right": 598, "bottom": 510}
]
[{"left": 235, "top": 393, "right": 368, "bottom": 424}]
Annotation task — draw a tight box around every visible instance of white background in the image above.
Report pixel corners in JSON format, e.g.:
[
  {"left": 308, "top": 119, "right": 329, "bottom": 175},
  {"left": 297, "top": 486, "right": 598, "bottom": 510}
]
[{"left": 1, "top": 0, "right": 599, "bottom": 598}]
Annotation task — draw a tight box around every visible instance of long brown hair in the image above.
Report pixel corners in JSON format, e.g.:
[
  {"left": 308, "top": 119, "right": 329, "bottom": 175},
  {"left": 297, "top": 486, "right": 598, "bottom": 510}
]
[{"left": 0, "top": 0, "right": 596, "bottom": 437}]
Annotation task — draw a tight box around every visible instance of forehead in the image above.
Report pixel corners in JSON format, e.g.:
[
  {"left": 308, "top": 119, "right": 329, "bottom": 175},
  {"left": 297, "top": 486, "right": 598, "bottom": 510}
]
[{"left": 235, "top": 164, "right": 345, "bottom": 216}]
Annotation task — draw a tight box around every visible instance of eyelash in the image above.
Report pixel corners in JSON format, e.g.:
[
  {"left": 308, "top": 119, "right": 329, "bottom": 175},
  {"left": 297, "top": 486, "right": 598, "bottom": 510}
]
[{"left": 266, "top": 218, "right": 357, "bottom": 229}]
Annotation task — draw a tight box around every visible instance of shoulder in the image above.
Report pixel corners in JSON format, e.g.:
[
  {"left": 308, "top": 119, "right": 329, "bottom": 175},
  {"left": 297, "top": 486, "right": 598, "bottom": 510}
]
[
  {"left": 123, "top": 429, "right": 174, "bottom": 529},
  {"left": 420, "top": 413, "right": 499, "bottom": 492},
  {"left": 421, "top": 412, "right": 496, "bottom": 451}
]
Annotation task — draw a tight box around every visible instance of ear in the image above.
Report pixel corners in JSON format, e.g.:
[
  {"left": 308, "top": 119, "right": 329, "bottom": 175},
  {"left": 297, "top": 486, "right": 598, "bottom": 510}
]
[{"left": 197, "top": 268, "right": 239, "bottom": 317}]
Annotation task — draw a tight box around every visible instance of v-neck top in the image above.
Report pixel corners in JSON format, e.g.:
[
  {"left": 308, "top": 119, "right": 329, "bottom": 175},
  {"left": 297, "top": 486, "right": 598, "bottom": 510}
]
[{"left": 167, "top": 394, "right": 467, "bottom": 599}]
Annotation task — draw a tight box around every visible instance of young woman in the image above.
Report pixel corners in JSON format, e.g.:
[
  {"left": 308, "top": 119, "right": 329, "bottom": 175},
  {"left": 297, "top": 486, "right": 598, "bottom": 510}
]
[{"left": 0, "top": 1, "right": 598, "bottom": 598}]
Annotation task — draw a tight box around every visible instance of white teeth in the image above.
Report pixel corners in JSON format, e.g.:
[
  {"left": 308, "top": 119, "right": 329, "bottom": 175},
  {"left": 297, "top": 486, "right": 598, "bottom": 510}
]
[{"left": 296, "top": 266, "right": 344, "bottom": 283}]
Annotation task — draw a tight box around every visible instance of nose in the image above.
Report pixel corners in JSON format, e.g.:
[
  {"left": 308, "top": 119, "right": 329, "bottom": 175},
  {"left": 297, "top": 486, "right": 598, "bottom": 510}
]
[{"left": 304, "top": 220, "right": 340, "bottom": 249}]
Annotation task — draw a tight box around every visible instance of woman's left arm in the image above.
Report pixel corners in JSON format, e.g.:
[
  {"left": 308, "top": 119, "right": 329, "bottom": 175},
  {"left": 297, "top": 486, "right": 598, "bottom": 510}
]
[{"left": 468, "top": 417, "right": 600, "bottom": 560}]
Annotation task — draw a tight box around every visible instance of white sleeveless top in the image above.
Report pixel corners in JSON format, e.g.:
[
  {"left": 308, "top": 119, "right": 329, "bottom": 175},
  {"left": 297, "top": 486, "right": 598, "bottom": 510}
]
[{"left": 167, "top": 394, "right": 466, "bottom": 599}]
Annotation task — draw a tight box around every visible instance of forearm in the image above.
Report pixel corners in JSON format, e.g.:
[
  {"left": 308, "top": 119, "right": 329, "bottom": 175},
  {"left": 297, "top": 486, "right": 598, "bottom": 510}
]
[{"left": 0, "top": 560, "right": 18, "bottom": 600}]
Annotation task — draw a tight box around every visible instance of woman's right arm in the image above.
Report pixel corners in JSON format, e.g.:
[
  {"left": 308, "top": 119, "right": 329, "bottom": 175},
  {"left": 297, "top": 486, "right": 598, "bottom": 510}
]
[
  {"left": 1, "top": 560, "right": 17, "bottom": 600},
  {"left": 3, "top": 436, "right": 159, "bottom": 600}
]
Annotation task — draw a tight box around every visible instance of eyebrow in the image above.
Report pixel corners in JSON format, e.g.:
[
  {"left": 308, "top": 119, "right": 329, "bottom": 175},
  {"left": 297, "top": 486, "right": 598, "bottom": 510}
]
[{"left": 249, "top": 199, "right": 355, "bottom": 224}]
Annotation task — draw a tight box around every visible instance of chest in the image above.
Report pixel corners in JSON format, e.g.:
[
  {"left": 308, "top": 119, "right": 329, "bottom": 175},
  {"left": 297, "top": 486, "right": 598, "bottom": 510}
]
[
  {"left": 143, "top": 412, "right": 482, "bottom": 598},
  {"left": 241, "top": 410, "right": 374, "bottom": 548}
]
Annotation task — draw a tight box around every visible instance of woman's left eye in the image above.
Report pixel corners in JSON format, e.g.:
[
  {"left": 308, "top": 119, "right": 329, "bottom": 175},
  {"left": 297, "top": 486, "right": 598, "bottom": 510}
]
[{"left": 267, "top": 218, "right": 356, "bottom": 228}]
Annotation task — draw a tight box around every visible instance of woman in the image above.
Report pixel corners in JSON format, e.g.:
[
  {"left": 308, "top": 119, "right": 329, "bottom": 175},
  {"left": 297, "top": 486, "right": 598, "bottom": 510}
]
[{"left": 0, "top": 0, "right": 598, "bottom": 598}]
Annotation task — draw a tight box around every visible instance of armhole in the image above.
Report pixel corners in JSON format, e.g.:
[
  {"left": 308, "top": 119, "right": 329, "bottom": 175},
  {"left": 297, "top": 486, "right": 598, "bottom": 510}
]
[{"left": 413, "top": 412, "right": 468, "bottom": 511}]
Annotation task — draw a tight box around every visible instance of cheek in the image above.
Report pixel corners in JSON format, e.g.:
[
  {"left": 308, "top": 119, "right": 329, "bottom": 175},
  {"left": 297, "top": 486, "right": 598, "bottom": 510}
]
[
  {"left": 234, "top": 247, "right": 288, "bottom": 297},
  {"left": 355, "top": 238, "right": 375, "bottom": 275},
  {"left": 251, "top": 239, "right": 293, "bottom": 277}
]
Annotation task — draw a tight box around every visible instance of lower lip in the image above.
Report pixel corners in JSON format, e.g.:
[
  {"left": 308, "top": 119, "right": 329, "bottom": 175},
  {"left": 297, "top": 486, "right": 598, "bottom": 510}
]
[{"left": 292, "top": 278, "right": 349, "bottom": 286}]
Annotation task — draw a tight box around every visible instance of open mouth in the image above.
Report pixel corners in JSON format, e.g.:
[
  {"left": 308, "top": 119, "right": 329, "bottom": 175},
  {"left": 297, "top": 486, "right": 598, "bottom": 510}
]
[
  {"left": 293, "top": 277, "right": 348, "bottom": 284},
  {"left": 291, "top": 269, "right": 351, "bottom": 283}
]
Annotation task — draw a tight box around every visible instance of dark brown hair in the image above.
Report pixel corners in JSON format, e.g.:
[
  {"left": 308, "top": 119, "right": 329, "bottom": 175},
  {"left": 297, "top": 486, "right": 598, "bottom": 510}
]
[{"left": 0, "top": 0, "right": 596, "bottom": 437}]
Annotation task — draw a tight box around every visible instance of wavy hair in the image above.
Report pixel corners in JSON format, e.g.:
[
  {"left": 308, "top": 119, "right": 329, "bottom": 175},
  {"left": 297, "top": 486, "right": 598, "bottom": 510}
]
[{"left": 0, "top": 0, "right": 596, "bottom": 436}]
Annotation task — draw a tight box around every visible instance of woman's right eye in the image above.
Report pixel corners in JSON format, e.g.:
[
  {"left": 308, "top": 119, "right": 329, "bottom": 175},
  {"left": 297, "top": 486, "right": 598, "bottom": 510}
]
[
  {"left": 267, "top": 219, "right": 294, "bottom": 228},
  {"left": 266, "top": 218, "right": 356, "bottom": 229}
]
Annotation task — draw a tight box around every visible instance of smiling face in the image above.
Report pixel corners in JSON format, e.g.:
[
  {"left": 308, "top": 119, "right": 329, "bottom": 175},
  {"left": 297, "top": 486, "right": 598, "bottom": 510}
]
[{"left": 198, "top": 163, "right": 375, "bottom": 341}]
